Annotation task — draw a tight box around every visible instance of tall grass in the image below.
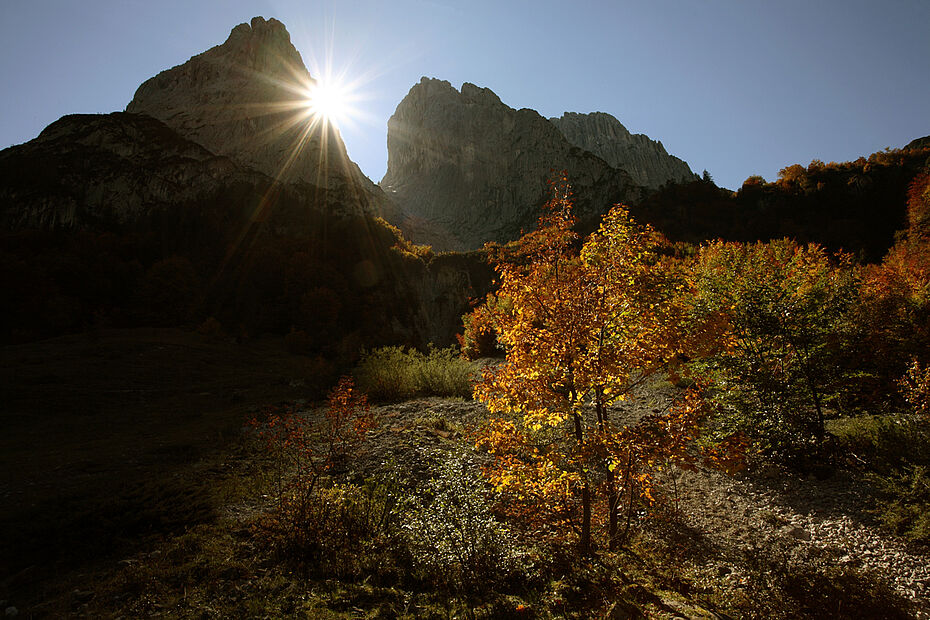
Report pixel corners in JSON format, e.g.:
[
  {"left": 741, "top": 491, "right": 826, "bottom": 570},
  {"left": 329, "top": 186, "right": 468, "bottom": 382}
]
[{"left": 352, "top": 345, "right": 475, "bottom": 402}]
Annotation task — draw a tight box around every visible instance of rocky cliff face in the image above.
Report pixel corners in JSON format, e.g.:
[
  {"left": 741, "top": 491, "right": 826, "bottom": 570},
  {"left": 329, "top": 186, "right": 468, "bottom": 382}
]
[
  {"left": 126, "top": 16, "right": 393, "bottom": 218},
  {"left": 380, "top": 78, "right": 642, "bottom": 251},
  {"left": 550, "top": 112, "right": 697, "bottom": 189}
]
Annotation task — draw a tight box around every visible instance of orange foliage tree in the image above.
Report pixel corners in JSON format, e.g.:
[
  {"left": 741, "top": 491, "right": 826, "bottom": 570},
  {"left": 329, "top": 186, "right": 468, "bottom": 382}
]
[
  {"left": 856, "top": 169, "right": 930, "bottom": 406},
  {"left": 472, "top": 178, "right": 730, "bottom": 553},
  {"left": 458, "top": 298, "right": 503, "bottom": 359}
]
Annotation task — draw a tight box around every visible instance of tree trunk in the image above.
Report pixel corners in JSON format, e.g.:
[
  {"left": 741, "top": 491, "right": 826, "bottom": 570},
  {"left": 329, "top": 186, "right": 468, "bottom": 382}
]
[
  {"left": 606, "top": 468, "right": 619, "bottom": 550},
  {"left": 580, "top": 480, "right": 592, "bottom": 555},
  {"left": 595, "top": 387, "right": 620, "bottom": 550},
  {"left": 573, "top": 409, "right": 591, "bottom": 555}
]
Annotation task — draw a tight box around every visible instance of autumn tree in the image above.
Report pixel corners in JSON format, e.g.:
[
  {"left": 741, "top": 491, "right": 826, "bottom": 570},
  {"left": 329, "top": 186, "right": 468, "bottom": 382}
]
[
  {"left": 458, "top": 297, "right": 503, "bottom": 359},
  {"left": 854, "top": 169, "right": 930, "bottom": 406},
  {"left": 473, "top": 177, "right": 728, "bottom": 552},
  {"left": 691, "top": 239, "right": 859, "bottom": 458},
  {"left": 777, "top": 163, "right": 808, "bottom": 192}
]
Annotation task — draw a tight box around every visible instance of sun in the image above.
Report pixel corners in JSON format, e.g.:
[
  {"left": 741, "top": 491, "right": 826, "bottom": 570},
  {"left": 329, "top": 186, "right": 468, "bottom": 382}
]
[{"left": 304, "top": 79, "right": 349, "bottom": 129}]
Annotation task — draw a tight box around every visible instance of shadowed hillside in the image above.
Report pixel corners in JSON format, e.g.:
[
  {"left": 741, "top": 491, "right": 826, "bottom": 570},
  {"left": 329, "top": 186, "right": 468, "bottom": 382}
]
[{"left": 0, "top": 112, "right": 493, "bottom": 349}]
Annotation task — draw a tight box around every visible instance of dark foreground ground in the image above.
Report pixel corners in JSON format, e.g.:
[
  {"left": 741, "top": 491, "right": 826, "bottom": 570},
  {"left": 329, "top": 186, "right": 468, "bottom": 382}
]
[
  {"left": 0, "top": 328, "right": 321, "bottom": 614},
  {"left": 1, "top": 328, "right": 927, "bottom": 618}
]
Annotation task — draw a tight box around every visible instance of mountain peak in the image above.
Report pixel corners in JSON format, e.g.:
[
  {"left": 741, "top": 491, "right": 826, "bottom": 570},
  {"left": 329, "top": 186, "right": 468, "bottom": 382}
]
[
  {"left": 125, "top": 16, "right": 385, "bottom": 206},
  {"left": 220, "top": 16, "right": 305, "bottom": 77},
  {"left": 380, "top": 77, "right": 640, "bottom": 251},
  {"left": 549, "top": 111, "right": 697, "bottom": 189}
]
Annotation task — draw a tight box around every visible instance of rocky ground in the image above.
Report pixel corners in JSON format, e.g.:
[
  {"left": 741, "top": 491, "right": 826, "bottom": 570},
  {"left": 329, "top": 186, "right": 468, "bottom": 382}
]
[
  {"left": 350, "top": 394, "right": 930, "bottom": 618},
  {"left": 672, "top": 462, "right": 929, "bottom": 617}
]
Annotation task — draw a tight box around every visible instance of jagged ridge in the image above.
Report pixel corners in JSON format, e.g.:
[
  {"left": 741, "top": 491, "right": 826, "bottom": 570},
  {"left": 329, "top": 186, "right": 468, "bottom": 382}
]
[
  {"left": 380, "top": 78, "right": 643, "bottom": 251},
  {"left": 550, "top": 111, "right": 697, "bottom": 189}
]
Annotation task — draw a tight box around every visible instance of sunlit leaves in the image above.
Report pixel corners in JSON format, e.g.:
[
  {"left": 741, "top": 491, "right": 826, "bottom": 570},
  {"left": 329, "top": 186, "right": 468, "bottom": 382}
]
[
  {"left": 901, "top": 360, "right": 930, "bottom": 416},
  {"left": 471, "top": 175, "right": 735, "bottom": 551}
]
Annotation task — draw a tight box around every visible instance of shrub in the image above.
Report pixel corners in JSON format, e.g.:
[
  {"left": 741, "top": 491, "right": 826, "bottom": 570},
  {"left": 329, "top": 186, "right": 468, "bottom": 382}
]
[
  {"left": 872, "top": 464, "right": 930, "bottom": 543},
  {"left": 415, "top": 345, "right": 475, "bottom": 397},
  {"left": 253, "top": 477, "right": 406, "bottom": 577},
  {"left": 248, "top": 377, "right": 383, "bottom": 569},
  {"left": 830, "top": 413, "right": 930, "bottom": 472},
  {"left": 831, "top": 413, "right": 930, "bottom": 543},
  {"left": 404, "top": 451, "right": 523, "bottom": 591},
  {"left": 353, "top": 346, "right": 420, "bottom": 401},
  {"left": 459, "top": 302, "right": 502, "bottom": 359}
]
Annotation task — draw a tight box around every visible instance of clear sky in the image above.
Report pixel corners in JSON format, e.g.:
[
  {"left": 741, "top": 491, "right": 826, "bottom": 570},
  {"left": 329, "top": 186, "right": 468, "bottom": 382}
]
[{"left": 1, "top": 0, "right": 927, "bottom": 190}]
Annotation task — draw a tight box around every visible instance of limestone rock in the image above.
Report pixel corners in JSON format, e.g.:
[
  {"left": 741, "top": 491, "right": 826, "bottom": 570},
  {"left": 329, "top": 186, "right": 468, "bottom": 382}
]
[
  {"left": 380, "top": 77, "right": 643, "bottom": 251},
  {"left": 126, "top": 16, "right": 393, "bottom": 218},
  {"left": 550, "top": 112, "right": 697, "bottom": 189}
]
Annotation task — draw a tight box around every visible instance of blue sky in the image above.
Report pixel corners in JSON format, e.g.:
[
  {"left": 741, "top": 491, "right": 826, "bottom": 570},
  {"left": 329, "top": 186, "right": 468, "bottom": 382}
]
[{"left": 1, "top": 0, "right": 927, "bottom": 190}]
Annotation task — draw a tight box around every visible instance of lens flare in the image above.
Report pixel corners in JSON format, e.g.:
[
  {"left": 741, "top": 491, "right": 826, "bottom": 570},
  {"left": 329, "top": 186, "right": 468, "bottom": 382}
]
[{"left": 304, "top": 79, "right": 350, "bottom": 129}]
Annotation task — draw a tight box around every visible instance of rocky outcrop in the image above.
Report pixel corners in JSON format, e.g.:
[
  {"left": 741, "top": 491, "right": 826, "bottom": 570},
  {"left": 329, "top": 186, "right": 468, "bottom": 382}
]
[
  {"left": 904, "top": 135, "right": 930, "bottom": 151},
  {"left": 550, "top": 112, "right": 697, "bottom": 189},
  {"left": 126, "top": 16, "right": 394, "bottom": 219},
  {"left": 380, "top": 78, "right": 643, "bottom": 251}
]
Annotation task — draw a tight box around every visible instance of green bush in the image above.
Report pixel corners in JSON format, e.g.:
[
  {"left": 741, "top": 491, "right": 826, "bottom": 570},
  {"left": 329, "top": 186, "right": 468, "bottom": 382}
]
[
  {"left": 691, "top": 239, "right": 860, "bottom": 464},
  {"left": 415, "top": 346, "right": 475, "bottom": 397},
  {"left": 404, "top": 452, "right": 523, "bottom": 591},
  {"left": 353, "top": 345, "right": 475, "bottom": 402},
  {"left": 830, "top": 413, "right": 930, "bottom": 470},
  {"left": 831, "top": 413, "right": 930, "bottom": 543},
  {"left": 353, "top": 346, "right": 420, "bottom": 401},
  {"left": 872, "top": 464, "right": 930, "bottom": 543}
]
